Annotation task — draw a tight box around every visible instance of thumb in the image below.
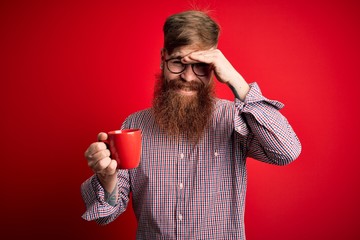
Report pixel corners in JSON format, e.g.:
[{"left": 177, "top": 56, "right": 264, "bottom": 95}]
[{"left": 97, "top": 132, "right": 108, "bottom": 141}]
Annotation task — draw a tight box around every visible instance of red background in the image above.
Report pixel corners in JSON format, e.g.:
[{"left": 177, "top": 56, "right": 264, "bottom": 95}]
[{"left": 1, "top": 0, "right": 360, "bottom": 239}]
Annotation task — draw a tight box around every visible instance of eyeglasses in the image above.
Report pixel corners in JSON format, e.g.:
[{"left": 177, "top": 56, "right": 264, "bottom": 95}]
[{"left": 164, "top": 58, "right": 211, "bottom": 77}]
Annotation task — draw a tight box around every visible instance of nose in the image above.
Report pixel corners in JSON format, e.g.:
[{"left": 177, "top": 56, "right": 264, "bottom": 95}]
[{"left": 180, "top": 64, "right": 197, "bottom": 82}]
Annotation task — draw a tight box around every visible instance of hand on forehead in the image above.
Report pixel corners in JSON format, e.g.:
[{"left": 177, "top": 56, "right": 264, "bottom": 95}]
[{"left": 167, "top": 45, "right": 217, "bottom": 62}]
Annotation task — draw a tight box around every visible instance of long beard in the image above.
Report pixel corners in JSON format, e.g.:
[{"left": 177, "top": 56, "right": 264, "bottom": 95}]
[{"left": 152, "top": 73, "right": 215, "bottom": 142}]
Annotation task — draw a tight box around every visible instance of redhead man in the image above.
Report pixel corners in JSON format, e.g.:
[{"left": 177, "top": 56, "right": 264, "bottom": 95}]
[{"left": 81, "top": 10, "right": 301, "bottom": 239}]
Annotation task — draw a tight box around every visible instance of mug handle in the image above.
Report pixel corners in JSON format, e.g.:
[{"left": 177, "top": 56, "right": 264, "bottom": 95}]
[{"left": 100, "top": 139, "right": 110, "bottom": 149}]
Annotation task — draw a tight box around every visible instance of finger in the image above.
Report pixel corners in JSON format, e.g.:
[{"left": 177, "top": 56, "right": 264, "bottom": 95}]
[
  {"left": 97, "top": 132, "right": 108, "bottom": 141},
  {"left": 92, "top": 156, "right": 112, "bottom": 172},
  {"left": 182, "top": 52, "right": 203, "bottom": 63},
  {"left": 85, "top": 142, "right": 107, "bottom": 158},
  {"left": 183, "top": 51, "right": 215, "bottom": 64},
  {"left": 91, "top": 149, "right": 111, "bottom": 162},
  {"left": 102, "top": 159, "right": 118, "bottom": 176},
  {"left": 87, "top": 149, "right": 111, "bottom": 168}
]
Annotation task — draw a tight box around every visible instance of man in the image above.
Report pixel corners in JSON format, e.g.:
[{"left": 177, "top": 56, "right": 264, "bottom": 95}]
[{"left": 81, "top": 10, "right": 301, "bottom": 239}]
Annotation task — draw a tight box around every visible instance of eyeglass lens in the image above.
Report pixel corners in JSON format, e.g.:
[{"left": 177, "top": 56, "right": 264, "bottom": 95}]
[{"left": 166, "top": 59, "right": 210, "bottom": 76}]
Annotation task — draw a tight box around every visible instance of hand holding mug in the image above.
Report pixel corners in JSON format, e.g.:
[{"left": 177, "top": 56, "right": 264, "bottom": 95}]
[
  {"left": 84, "top": 132, "right": 118, "bottom": 193},
  {"left": 101, "top": 129, "right": 142, "bottom": 169},
  {"left": 84, "top": 129, "right": 141, "bottom": 192},
  {"left": 85, "top": 132, "right": 118, "bottom": 176}
]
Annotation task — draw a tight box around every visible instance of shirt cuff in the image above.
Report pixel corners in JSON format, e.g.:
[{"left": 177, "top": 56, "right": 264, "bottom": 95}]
[
  {"left": 234, "top": 82, "right": 284, "bottom": 136},
  {"left": 81, "top": 175, "right": 119, "bottom": 222},
  {"left": 235, "top": 82, "right": 284, "bottom": 111}
]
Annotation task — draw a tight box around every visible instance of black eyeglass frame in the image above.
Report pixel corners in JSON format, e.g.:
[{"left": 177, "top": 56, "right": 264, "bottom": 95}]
[{"left": 164, "top": 58, "right": 212, "bottom": 77}]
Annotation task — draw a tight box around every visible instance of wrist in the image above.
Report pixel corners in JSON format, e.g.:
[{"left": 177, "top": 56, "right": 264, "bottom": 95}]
[
  {"left": 97, "top": 172, "right": 117, "bottom": 193},
  {"left": 104, "top": 183, "right": 118, "bottom": 207},
  {"left": 227, "top": 77, "right": 250, "bottom": 101}
]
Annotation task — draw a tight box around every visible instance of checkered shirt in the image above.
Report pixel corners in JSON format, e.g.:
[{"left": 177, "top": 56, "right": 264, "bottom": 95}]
[{"left": 81, "top": 83, "right": 302, "bottom": 239}]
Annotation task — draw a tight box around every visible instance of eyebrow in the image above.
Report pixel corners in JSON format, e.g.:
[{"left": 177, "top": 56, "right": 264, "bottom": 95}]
[{"left": 168, "top": 55, "right": 183, "bottom": 60}]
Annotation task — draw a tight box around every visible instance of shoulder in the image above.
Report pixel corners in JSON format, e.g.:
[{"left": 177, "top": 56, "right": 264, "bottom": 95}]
[
  {"left": 210, "top": 98, "right": 237, "bottom": 123},
  {"left": 214, "top": 98, "right": 236, "bottom": 113},
  {"left": 127, "top": 108, "right": 153, "bottom": 120},
  {"left": 122, "top": 108, "right": 154, "bottom": 129},
  {"left": 214, "top": 98, "right": 234, "bottom": 107}
]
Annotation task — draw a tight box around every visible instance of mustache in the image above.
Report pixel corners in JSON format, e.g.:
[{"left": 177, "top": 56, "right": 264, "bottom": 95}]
[{"left": 166, "top": 77, "right": 203, "bottom": 91}]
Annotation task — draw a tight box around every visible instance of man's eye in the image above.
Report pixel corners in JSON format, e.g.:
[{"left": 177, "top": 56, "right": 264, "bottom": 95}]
[
  {"left": 171, "top": 60, "right": 183, "bottom": 65},
  {"left": 196, "top": 63, "right": 209, "bottom": 67}
]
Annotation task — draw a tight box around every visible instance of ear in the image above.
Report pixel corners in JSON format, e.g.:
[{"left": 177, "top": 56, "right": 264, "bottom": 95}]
[{"left": 160, "top": 48, "right": 166, "bottom": 61}]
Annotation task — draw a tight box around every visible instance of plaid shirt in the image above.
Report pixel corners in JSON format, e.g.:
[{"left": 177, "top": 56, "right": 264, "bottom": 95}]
[{"left": 81, "top": 83, "right": 301, "bottom": 239}]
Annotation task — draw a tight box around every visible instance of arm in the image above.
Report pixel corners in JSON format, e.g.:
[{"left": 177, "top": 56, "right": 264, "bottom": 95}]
[
  {"left": 182, "top": 49, "right": 301, "bottom": 164},
  {"left": 81, "top": 133, "right": 130, "bottom": 224},
  {"left": 81, "top": 170, "right": 131, "bottom": 225},
  {"left": 181, "top": 48, "right": 250, "bottom": 100},
  {"left": 235, "top": 83, "right": 301, "bottom": 165}
]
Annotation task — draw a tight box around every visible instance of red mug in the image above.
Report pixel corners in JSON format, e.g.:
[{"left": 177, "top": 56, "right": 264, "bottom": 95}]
[{"left": 102, "top": 129, "right": 142, "bottom": 169}]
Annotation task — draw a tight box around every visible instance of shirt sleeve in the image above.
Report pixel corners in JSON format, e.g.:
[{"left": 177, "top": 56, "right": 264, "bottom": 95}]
[
  {"left": 81, "top": 170, "right": 131, "bottom": 225},
  {"left": 234, "top": 82, "right": 302, "bottom": 165}
]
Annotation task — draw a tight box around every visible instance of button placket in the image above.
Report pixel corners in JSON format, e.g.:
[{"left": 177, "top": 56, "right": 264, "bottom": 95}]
[
  {"left": 177, "top": 150, "right": 186, "bottom": 229},
  {"left": 176, "top": 136, "right": 192, "bottom": 238}
]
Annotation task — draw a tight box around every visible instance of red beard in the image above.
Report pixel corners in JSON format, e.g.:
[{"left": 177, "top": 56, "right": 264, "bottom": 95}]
[{"left": 152, "top": 73, "right": 215, "bottom": 142}]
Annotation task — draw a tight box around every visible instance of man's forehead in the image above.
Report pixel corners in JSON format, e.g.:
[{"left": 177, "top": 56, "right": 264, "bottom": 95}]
[{"left": 168, "top": 47, "right": 197, "bottom": 58}]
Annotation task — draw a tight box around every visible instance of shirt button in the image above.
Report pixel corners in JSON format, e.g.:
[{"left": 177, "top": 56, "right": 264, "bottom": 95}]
[
  {"left": 214, "top": 151, "right": 219, "bottom": 157},
  {"left": 178, "top": 214, "right": 183, "bottom": 221},
  {"left": 180, "top": 153, "right": 184, "bottom": 159},
  {"left": 179, "top": 183, "right": 184, "bottom": 189}
]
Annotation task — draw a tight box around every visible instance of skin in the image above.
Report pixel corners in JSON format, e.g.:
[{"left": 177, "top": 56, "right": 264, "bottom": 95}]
[
  {"left": 84, "top": 45, "right": 250, "bottom": 203},
  {"left": 164, "top": 46, "right": 250, "bottom": 100}
]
